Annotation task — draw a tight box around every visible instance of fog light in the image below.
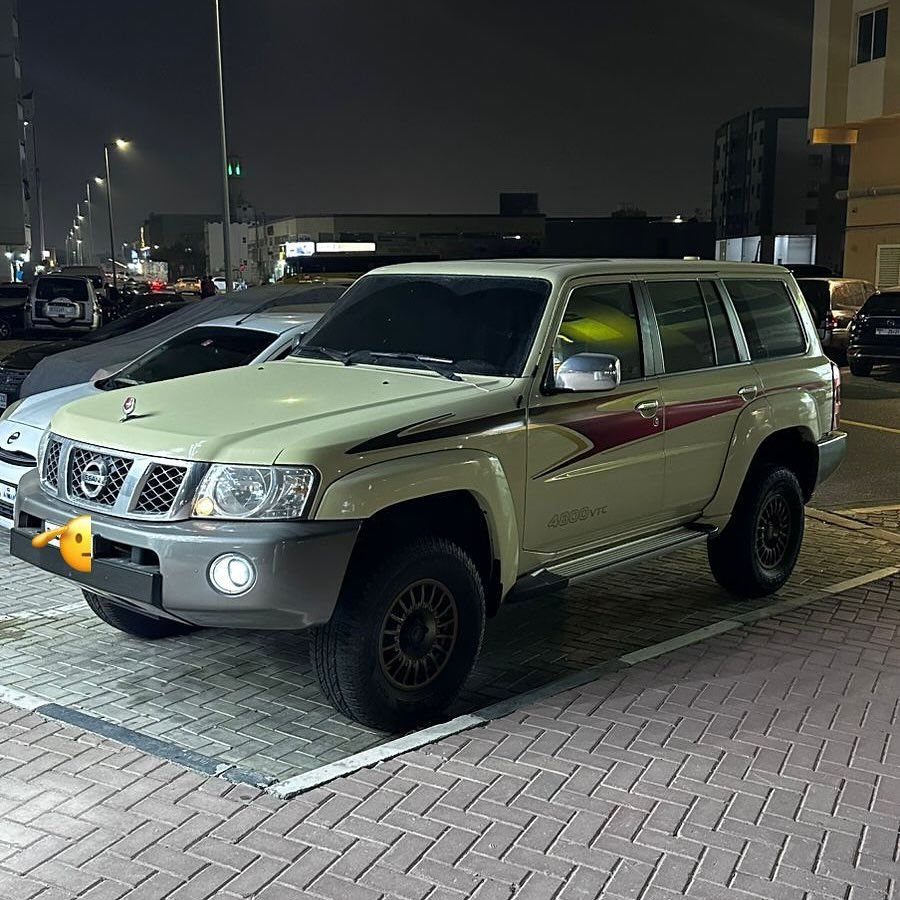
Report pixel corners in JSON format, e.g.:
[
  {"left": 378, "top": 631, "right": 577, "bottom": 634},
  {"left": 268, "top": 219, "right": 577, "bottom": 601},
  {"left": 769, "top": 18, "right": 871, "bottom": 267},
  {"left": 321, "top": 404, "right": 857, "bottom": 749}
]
[{"left": 208, "top": 553, "right": 256, "bottom": 595}]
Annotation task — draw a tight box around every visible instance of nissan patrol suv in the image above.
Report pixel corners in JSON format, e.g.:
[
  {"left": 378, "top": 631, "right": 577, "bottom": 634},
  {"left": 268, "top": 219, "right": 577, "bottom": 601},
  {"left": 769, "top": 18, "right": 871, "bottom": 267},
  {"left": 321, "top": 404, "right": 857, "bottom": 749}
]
[{"left": 11, "top": 260, "right": 846, "bottom": 731}]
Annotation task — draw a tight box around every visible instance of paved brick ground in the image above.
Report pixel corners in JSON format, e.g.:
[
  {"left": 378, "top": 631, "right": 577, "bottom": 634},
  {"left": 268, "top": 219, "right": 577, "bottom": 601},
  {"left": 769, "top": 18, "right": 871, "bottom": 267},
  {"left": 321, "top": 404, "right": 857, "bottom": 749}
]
[
  {"left": 1, "top": 573, "right": 899, "bottom": 899},
  {"left": 836, "top": 506, "right": 900, "bottom": 532},
  {"left": 0, "top": 512, "right": 897, "bottom": 781}
]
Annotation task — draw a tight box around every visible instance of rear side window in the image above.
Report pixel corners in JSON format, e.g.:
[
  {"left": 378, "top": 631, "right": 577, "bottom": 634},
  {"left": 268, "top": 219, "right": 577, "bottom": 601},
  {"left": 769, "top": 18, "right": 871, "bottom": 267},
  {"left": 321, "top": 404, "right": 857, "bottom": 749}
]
[
  {"left": 725, "top": 280, "right": 806, "bottom": 359},
  {"left": 554, "top": 282, "right": 643, "bottom": 381},
  {"left": 861, "top": 292, "right": 900, "bottom": 315},
  {"left": 646, "top": 281, "right": 715, "bottom": 373},
  {"left": 700, "top": 281, "right": 739, "bottom": 365}
]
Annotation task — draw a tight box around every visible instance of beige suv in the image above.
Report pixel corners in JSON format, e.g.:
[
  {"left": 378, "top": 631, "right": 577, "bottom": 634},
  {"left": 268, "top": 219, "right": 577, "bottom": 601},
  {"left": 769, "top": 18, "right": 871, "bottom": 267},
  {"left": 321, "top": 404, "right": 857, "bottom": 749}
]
[{"left": 11, "top": 260, "right": 847, "bottom": 731}]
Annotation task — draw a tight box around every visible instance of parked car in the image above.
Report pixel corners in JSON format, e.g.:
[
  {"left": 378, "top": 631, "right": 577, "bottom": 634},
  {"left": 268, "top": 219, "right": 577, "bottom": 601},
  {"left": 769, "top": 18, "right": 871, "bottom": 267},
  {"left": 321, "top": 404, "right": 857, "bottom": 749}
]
[
  {"left": 0, "top": 301, "right": 186, "bottom": 413},
  {"left": 847, "top": 288, "right": 900, "bottom": 376},
  {"left": 796, "top": 277, "right": 876, "bottom": 361},
  {"left": 171, "top": 277, "right": 202, "bottom": 293},
  {"left": 26, "top": 274, "right": 103, "bottom": 333},
  {"left": 0, "top": 283, "right": 29, "bottom": 339},
  {"left": 9, "top": 260, "right": 846, "bottom": 731},
  {"left": 0, "top": 312, "right": 321, "bottom": 527},
  {"left": 56, "top": 266, "right": 126, "bottom": 324}
]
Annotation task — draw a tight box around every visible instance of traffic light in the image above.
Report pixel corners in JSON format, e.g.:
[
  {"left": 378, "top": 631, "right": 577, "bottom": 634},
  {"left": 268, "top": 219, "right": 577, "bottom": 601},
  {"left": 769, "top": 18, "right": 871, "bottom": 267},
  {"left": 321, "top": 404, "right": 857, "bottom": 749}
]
[{"left": 227, "top": 156, "right": 242, "bottom": 177}]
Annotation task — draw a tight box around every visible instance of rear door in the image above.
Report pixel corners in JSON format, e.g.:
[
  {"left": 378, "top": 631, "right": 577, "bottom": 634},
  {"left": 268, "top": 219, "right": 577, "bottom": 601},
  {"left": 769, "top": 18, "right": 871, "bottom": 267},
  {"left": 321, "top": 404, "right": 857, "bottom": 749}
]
[{"left": 645, "top": 278, "right": 755, "bottom": 517}]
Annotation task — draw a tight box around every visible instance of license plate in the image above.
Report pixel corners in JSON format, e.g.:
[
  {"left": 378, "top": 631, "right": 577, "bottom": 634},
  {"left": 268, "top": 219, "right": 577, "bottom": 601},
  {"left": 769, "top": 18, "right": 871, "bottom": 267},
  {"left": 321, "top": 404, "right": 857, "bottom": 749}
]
[
  {"left": 0, "top": 393, "right": 6, "bottom": 410},
  {"left": 46, "top": 303, "right": 76, "bottom": 318},
  {"left": 0, "top": 482, "right": 14, "bottom": 506},
  {"left": 875, "top": 327, "right": 900, "bottom": 336},
  {"left": 44, "top": 521, "right": 62, "bottom": 547}
]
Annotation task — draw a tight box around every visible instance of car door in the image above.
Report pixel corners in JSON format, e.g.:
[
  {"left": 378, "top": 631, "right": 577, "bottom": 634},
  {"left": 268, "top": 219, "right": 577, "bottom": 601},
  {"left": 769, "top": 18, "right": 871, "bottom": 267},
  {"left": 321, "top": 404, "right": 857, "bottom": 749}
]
[
  {"left": 524, "top": 279, "right": 666, "bottom": 554},
  {"left": 644, "top": 278, "right": 756, "bottom": 518}
]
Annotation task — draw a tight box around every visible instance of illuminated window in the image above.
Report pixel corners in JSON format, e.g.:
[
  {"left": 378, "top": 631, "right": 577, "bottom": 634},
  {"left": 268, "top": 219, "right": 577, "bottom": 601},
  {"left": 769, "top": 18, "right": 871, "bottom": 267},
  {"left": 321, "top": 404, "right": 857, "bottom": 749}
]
[{"left": 857, "top": 7, "right": 888, "bottom": 64}]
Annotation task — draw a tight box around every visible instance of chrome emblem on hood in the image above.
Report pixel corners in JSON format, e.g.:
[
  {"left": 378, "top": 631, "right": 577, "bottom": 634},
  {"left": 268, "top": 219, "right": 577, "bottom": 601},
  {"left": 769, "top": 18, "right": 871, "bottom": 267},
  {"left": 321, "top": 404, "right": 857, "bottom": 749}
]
[{"left": 121, "top": 396, "right": 137, "bottom": 422}]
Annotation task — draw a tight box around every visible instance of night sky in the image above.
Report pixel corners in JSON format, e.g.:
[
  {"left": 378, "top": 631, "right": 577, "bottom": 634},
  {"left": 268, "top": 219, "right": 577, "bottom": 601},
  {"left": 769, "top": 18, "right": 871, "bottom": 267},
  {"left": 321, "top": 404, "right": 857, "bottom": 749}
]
[{"left": 19, "top": 0, "right": 814, "bottom": 251}]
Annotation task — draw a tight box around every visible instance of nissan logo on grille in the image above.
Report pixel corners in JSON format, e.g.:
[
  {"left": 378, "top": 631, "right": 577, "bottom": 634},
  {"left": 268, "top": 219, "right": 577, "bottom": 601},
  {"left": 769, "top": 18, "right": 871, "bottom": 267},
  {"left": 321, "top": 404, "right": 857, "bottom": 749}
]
[{"left": 79, "top": 460, "right": 110, "bottom": 499}]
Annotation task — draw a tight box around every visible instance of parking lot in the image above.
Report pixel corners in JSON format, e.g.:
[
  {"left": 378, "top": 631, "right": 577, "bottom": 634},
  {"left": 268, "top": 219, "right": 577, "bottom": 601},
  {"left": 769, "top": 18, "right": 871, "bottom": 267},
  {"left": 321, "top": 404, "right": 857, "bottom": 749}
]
[{"left": 1, "top": 506, "right": 896, "bottom": 792}]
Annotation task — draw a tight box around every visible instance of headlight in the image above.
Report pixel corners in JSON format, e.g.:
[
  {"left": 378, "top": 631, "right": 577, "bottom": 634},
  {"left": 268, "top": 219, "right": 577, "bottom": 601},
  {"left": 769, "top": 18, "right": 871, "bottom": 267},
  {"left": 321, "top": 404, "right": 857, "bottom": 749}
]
[
  {"left": 192, "top": 465, "right": 317, "bottom": 520},
  {"left": 0, "top": 399, "right": 23, "bottom": 421}
]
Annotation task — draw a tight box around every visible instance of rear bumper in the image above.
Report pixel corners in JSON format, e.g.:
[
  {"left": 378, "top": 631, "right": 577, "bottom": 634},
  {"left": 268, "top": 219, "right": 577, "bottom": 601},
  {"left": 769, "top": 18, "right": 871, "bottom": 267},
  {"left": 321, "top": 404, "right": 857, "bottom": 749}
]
[
  {"left": 11, "top": 472, "right": 361, "bottom": 630},
  {"left": 815, "top": 431, "right": 847, "bottom": 489},
  {"left": 847, "top": 344, "right": 900, "bottom": 363}
]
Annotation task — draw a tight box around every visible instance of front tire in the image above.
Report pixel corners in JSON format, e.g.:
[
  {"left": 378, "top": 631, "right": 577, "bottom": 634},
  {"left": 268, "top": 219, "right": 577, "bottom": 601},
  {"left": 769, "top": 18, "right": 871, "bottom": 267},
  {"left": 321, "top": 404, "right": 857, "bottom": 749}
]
[
  {"left": 849, "top": 358, "right": 872, "bottom": 377},
  {"left": 82, "top": 590, "right": 197, "bottom": 639},
  {"left": 312, "top": 537, "right": 485, "bottom": 731},
  {"left": 708, "top": 465, "right": 805, "bottom": 598}
]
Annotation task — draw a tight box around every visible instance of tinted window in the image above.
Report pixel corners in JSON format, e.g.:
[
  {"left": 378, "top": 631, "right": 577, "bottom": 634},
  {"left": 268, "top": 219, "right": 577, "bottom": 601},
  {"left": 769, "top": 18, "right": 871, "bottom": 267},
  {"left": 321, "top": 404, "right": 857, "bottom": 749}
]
[
  {"left": 647, "top": 281, "right": 715, "bottom": 374},
  {"left": 797, "top": 281, "right": 829, "bottom": 326},
  {"left": 99, "top": 326, "right": 273, "bottom": 389},
  {"left": 302, "top": 275, "right": 550, "bottom": 377},
  {"left": 726, "top": 280, "right": 806, "bottom": 359},
  {"left": 35, "top": 278, "right": 89, "bottom": 301},
  {"left": 861, "top": 292, "right": 900, "bottom": 315},
  {"left": 554, "top": 283, "right": 643, "bottom": 381},
  {"left": 700, "top": 281, "right": 739, "bottom": 365}
]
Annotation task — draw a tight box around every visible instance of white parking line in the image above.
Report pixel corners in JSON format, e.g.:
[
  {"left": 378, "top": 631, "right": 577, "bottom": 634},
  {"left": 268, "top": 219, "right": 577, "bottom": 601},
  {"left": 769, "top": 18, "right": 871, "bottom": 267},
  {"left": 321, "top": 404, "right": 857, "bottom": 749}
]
[{"left": 842, "top": 419, "right": 900, "bottom": 436}]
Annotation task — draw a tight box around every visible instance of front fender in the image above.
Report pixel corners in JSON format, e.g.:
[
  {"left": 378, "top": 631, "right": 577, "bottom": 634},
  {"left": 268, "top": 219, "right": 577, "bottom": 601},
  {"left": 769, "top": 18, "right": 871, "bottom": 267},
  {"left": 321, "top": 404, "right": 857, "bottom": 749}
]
[{"left": 314, "top": 449, "right": 520, "bottom": 598}]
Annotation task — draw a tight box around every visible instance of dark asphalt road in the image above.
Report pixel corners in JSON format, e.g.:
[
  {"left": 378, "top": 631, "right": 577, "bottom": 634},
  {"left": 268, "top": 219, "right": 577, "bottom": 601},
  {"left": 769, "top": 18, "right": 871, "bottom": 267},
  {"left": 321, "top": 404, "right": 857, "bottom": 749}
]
[{"left": 814, "top": 363, "right": 900, "bottom": 510}]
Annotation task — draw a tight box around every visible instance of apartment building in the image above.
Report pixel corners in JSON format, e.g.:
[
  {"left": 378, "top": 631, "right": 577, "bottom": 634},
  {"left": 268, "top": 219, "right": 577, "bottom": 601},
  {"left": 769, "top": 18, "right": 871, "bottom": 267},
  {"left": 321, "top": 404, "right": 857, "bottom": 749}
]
[{"left": 810, "top": 1, "right": 900, "bottom": 285}]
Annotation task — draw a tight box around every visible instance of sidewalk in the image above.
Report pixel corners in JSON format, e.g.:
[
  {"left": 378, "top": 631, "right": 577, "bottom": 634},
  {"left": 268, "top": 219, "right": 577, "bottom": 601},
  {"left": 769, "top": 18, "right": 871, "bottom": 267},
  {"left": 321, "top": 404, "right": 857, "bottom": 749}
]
[{"left": 2, "top": 567, "right": 899, "bottom": 899}]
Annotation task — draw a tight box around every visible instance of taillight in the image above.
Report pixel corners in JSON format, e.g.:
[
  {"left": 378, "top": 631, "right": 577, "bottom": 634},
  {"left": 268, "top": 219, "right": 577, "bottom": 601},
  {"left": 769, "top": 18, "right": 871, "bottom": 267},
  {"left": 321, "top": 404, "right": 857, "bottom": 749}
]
[
  {"left": 824, "top": 311, "right": 838, "bottom": 331},
  {"left": 830, "top": 361, "right": 841, "bottom": 431}
]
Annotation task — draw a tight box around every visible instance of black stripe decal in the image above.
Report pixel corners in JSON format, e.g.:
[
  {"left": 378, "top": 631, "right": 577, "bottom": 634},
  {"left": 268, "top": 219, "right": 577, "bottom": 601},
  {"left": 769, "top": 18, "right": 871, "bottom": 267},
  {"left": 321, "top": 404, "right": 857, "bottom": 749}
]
[{"left": 347, "top": 410, "right": 525, "bottom": 454}]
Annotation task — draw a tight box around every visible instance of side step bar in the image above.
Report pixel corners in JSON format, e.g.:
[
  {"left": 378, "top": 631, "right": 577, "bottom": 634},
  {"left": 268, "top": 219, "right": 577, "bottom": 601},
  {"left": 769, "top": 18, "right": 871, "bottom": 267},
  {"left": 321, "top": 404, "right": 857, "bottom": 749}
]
[{"left": 506, "top": 524, "right": 715, "bottom": 604}]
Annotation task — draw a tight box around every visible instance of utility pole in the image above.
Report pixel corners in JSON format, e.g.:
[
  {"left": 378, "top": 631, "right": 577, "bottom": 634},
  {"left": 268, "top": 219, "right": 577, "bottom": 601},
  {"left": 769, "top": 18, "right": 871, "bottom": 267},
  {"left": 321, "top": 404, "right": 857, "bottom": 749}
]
[{"left": 214, "top": 0, "right": 232, "bottom": 292}]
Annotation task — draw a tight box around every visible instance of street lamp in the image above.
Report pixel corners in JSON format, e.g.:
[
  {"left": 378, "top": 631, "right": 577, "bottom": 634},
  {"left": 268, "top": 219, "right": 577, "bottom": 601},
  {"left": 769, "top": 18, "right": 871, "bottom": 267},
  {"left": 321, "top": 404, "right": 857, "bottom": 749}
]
[
  {"left": 84, "top": 179, "right": 102, "bottom": 265},
  {"left": 103, "top": 139, "right": 130, "bottom": 291},
  {"left": 214, "top": 0, "right": 232, "bottom": 292}
]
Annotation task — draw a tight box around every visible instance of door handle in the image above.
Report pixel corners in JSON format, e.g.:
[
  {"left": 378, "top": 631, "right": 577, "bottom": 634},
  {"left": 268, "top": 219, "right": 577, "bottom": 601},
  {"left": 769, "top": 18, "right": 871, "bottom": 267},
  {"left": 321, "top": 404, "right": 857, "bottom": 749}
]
[
  {"left": 738, "top": 385, "right": 759, "bottom": 401},
  {"left": 635, "top": 399, "right": 660, "bottom": 419}
]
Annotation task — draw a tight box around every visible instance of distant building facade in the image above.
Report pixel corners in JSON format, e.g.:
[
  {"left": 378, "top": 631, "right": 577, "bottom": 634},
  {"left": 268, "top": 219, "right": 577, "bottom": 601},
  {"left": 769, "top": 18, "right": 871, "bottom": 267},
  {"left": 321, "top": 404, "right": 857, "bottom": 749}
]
[
  {"left": 144, "top": 213, "right": 220, "bottom": 279},
  {"left": 0, "top": 0, "right": 29, "bottom": 280},
  {"left": 810, "top": 0, "right": 900, "bottom": 286},
  {"left": 712, "top": 107, "right": 848, "bottom": 271}
]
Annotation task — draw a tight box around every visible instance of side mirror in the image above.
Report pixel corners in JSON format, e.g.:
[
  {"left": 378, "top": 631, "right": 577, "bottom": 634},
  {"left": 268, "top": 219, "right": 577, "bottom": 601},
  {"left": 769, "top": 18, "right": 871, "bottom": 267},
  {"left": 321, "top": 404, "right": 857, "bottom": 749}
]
[{"left": 555, "top": 353, "right": 621, "bottom": 392}]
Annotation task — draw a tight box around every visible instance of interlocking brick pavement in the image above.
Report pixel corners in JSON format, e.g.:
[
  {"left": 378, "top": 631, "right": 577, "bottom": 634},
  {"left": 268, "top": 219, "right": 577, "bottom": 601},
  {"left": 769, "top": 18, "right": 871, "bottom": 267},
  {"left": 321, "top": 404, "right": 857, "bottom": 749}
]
[
  {"left": 0, "top": 513, "right": 897, "bottom": 781},
  {"left": 1, "top": 575, "right": 899, "bottom": 898},
  {"left": 835, "top": 505, "right": 900, "bottom": 532}
]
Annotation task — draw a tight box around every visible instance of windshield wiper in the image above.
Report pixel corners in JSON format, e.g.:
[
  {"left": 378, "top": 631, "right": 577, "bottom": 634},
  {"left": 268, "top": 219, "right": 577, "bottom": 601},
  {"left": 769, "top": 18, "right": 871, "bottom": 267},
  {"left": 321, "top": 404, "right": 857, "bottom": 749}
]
[
  {"left": 350, "top": 350, "right": 463, "bottom": 382},
  {"left": 294, "top": 344, "right": 354, "bottom": 365}
]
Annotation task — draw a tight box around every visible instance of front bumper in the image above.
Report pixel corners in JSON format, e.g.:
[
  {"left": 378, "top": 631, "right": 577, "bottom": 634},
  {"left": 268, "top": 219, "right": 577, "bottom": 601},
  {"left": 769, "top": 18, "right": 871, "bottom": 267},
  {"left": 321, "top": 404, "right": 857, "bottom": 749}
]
[
  {"left": 815, "top": 430, "right": 848, "bottom": 489},
  {"left": 11, "top": 471, "right": 361, "bottom": 630}
]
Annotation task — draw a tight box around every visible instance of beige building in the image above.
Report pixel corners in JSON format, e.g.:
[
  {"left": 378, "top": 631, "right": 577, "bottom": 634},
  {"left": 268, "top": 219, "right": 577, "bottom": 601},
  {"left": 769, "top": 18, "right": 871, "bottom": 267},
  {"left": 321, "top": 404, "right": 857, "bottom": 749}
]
[{"left": 810, "top": 1, "right": 900, "bottom": 285}]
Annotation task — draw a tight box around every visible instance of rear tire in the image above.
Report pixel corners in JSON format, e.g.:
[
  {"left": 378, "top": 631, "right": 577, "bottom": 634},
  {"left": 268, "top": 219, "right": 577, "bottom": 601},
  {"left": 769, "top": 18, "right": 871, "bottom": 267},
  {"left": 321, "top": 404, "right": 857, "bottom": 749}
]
[
  {"left": 82, "top": 590, "right": 197, "bottom": 639},
  {"left": 849, "top": 359, "right": 872, "bottom": 377},
  {"left": 312, "top": 536, "right": 485, "bottom": 732},
  {"left": 708, "top": 465, "right": 804, "bottom": 598},
  {"left": 0, "top": 319, "right": 12, "bottom": 339}
]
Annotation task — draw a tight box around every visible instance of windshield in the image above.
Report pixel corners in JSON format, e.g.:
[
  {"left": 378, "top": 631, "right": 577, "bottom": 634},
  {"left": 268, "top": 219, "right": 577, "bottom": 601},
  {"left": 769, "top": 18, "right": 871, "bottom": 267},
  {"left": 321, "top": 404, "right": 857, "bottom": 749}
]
[
  {"left": 97, "top": 325, "right": 274, "bottom": 390},
  {"left": 797, "top": 281, "right": 829, "bottom": 324},
  {"left": 861, "top": 292, "right": 900, "bottom": 316},
  {"left": 35, "top": 277, "right": 89, "bottom": 301},
  {"left": 84, "top": 304, "right": 181, "bottom": 342},
  {"left": 298, "top": 274, "right": 551, "bottom": 376}
]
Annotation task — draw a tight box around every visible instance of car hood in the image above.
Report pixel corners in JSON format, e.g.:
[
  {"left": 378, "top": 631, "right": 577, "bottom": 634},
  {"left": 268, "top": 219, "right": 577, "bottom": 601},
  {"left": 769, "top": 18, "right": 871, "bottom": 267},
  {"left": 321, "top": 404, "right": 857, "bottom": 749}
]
[
  {"left": 8, "top": 382, "right": 97, "bottom": 430},
  {"left": 0, "top": 339, "right": 88, "bottom": 372},
  {"left": 50, "top": 359, "right": 515, "bottom": 465}
]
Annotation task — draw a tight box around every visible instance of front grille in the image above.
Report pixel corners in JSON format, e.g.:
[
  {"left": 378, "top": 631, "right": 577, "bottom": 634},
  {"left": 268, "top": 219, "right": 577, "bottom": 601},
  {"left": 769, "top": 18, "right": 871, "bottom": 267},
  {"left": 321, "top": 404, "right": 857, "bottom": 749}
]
[
  {"left": 44, "top": 438, "right": 61, "bottom": 489},
  {"left": 0, "top": 369, "right": 27, "bottom": 391},
  {"left": 135, "top": 464, "right": 188, "bottom": 514},
  {"left": 0, "top": 447, "right": 35, "bottom": 467},
  {"left": 0, "top": 499, "right": 12, "bottom": 520},
  {"left": 38, "top": 436, "right": 204, "bottom": 520},
  {"left": 67, "top": 447, "right": 133, "bottom": 507}
]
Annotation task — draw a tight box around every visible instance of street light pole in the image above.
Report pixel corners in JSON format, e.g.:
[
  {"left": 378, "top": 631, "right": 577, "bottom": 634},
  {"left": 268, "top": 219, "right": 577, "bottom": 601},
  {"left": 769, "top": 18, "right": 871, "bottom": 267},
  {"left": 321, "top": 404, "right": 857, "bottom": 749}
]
[
  {"left": 85, "top": 182, "right": 94, "bottom": 264},
  {"left": 214, "top": 0, "right": 232, "bottom": 292},
  {"left": 102, "top": 143, "right": 125, "bottom": 291}
]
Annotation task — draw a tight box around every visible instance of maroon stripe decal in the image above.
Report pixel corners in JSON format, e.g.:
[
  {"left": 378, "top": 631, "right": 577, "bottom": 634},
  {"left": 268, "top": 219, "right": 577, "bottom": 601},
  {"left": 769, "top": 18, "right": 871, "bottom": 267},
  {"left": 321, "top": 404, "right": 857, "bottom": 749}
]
[{"left": 664, "top": 395, "right": 745, "bottom": 431}]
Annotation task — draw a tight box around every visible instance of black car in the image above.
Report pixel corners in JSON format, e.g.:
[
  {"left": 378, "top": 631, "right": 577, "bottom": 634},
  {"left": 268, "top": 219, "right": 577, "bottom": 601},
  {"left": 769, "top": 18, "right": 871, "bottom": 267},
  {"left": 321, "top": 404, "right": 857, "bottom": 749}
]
[
  {"left": 847, "top": 289, "right": 900, "bottom": 376},
  {"left": 0, "top": 283, "right": 29, "bottom": 339},
  {"left": 0, "top": 300, "right": 185, "bottom": 411}
]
